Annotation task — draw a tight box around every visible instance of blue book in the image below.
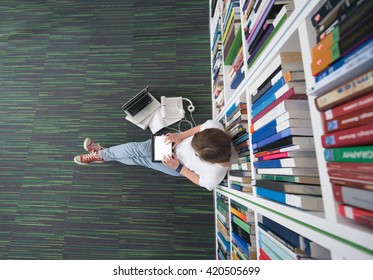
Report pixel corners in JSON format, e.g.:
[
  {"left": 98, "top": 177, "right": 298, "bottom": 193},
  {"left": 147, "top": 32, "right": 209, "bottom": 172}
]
[
  {"left": 260, "top": 216, "right": 312, "bottom": 255},
  {"left": 252, "top": 123, "right": 282, "bottom": 144},
  {"left": 252, "top": 127, "right": 292, "bottom": 149},
  {"left": 258, "top": 237, "right": 281, "bottom": 260},
  {"left": 252, "top": 77, "right": 285, "bottom": 112},
  {"left": 256, "top": 187, "right": 286, "bottom": 204},
  {"left": 254, "top": 160, "right": 282, "bottom": 169},
  {"left": 315, "top": 38, "right": 373, "bottom": 82},
  {"left": 232, "top": 231, "right": 250, "bottom": 257},
  {"left": 259, "top": 230, "right": 295, "bottom": 260},
  {"left": 218, "top": 232, "right": 231, "bottom": 254},
  {"left": 231, "top": 67, "right": 245, "bottom": 89}
]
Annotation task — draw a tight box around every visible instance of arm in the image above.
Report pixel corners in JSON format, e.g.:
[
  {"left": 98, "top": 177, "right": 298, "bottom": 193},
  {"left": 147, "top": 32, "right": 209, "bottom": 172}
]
[
  {"left": 162, "top": 153, "right": 201, "bottom": 187},
  {"left": 164, "top": 125, "right": 201, "bottom": 148},
  {"left": 179, "top": 166, "right": 200, "bottom": 186}
]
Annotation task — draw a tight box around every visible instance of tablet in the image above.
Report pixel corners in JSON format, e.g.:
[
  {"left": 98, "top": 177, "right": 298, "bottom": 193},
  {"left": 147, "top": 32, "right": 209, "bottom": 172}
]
[{"left": 152, "top": 135, "right": 172, "bottom": 162}]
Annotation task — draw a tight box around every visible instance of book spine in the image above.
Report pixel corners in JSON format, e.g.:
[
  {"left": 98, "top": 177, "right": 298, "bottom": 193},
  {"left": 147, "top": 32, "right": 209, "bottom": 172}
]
[
  {"left": 315, "top": 69, "right": 373, "bottom": 111},
  {"left": 338, "top": 204, "right": 373, "bottom": 227},
  {"left": 311, "top": 0, "right": 343, "bottom": 27},
  {"left": 321, "top": 123, "right": 373, "bottom": 148},
  {"left": 332, "top": 184, "right": 373, "bottom": 211},
  {"left": 327, "top": 161, "right": 373, "bottom": 173},
  {"left": 321, "top": 91, "right": 373, "bottom": 121},
  {"left": 323, "top": 106, "right": 373, "bottom": 133},
  {"left": 324, "top": 145, "right": 373, "bottom": 162}
]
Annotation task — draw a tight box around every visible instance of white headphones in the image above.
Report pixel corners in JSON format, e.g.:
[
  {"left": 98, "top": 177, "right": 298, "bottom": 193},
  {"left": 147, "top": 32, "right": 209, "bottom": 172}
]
[{"left": 182, "top": 98, "right": 195, "bottom": 113}]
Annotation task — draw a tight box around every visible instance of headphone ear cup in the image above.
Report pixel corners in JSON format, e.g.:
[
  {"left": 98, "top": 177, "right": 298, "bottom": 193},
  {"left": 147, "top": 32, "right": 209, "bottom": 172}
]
[{"left": 187, "top": 104, "right": 195, "bottom": 113}]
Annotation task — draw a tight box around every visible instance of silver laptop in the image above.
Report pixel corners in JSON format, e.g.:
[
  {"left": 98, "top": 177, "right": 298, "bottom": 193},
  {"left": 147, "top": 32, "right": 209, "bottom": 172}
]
[{"left": 122, "top": 86, "right": 161, "bottom": 124}]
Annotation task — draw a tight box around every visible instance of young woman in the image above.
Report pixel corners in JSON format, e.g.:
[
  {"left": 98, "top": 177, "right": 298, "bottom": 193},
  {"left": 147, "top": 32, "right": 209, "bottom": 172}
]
[{"left": 74, "top": 120, "right": 237, "bottom": 191}]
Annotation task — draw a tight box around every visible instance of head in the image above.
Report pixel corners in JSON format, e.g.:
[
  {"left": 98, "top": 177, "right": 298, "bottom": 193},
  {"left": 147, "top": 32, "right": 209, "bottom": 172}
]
[{"left": 191, "top": 128, "right": 232, "bottom": 164}]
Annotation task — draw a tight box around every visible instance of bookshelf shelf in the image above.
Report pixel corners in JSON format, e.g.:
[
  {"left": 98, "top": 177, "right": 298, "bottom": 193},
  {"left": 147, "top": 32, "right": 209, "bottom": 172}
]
[{"left": 210, "top": 0, "right": 373, "bottom": 260}]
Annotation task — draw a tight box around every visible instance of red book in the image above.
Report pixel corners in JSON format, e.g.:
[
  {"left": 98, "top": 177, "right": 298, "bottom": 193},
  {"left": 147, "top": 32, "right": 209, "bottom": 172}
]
[
  {"left": 323, "top": 106, "right": 373, "bottom": 133},
  {"left": 328, "top": 170, "right": 373, "bottom": 185},
  {"left": 331, "top": 179, "right": 373, "bottom": 191},
  {"left": 327, "top": 162, "right": 373, "bottom": 174},
  {"left": 332, "top": 184, "right": 373, "bottom": 211},
  {"left": 321, "top": 123, "right": 373, "bottom": 148},
  {"left": 338, "top": 204, "right": 373, "bottom": 228},
  {"left": 259, "top": 248, "right": 271, "bottom": 260},
  {"left": 321, "top": 91, "right": 373, "bottom": 121}
]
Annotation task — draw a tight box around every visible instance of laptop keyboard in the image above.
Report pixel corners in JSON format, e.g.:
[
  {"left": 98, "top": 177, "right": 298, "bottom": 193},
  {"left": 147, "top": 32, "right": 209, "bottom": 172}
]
[{"left": 128, "top": 94, "right": 153, "bottom": 116}]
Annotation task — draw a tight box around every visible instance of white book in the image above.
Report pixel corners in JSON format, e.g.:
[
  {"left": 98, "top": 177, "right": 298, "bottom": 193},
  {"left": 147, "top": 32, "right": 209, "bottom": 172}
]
[{"left": 260, "top": 157, "right": 318, "bottom": 168}]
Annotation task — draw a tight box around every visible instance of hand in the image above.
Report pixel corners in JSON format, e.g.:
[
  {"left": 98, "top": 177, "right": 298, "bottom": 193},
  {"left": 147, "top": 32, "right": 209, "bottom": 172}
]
[
  {"left": 164, "top": 133, "right": 182, "bottom": 149},
  {"left": 162, "top": 153, "right": 180, "bottom": 169}
]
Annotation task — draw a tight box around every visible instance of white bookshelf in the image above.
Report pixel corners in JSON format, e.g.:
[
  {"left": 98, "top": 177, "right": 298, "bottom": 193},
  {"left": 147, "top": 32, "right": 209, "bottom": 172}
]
[{"left": 210, "top": 0, "right": 373, "bottom": 260}]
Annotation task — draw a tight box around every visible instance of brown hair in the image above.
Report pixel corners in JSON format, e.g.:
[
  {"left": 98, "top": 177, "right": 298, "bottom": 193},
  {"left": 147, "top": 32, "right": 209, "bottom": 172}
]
[{"left": 191, "top": 128, "right": 231, "bottom": 163}]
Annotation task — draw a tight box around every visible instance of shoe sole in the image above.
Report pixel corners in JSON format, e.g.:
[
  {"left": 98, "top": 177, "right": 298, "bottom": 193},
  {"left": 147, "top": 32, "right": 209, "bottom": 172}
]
[{"left": 74, "top": 157, "right": 104, "bottom": 166}]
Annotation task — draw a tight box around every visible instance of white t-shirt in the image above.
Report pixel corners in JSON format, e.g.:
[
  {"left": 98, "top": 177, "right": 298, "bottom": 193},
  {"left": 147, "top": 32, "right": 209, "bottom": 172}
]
[{"left": 175, "top": 120, "right": 237, "bottom": 191}]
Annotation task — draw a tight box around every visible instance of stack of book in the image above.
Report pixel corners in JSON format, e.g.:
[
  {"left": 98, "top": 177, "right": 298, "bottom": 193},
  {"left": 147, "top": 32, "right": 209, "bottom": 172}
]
[
  {"left": 226, "top": 95, "right": 252, "bottom": 192},
  {"left": 315, "top": 69, "right": 373, "bottom": 228},
  {"left": 258, "top": 215, "right": 331, "bottom": 260},
  {"left": 250, "top": 52, "right": 323, "bottom": 211},
  {"left": 242, "top": 0, "right": 295, "bottom": 70},
  {"left": 216, "top": 192, "right": 231, "bottom": 260},
  {"left": 211, "top": 16, "right": 225, "bottom": 114},
  {"left": 311, "top": 0, "right": 373, "bottom": 83},
  {"left": 222, "top": 0, "right": 245, "bottom": 89},
  {"left": 231, "top": 200, "right": 257, "bottom": 260}
]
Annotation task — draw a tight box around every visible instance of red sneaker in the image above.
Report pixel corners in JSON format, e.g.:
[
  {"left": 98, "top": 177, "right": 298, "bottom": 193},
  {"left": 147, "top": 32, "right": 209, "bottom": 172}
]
[
  {"left": 74, "top": 152, "right": 104, "bottom": 165},
  {"left": 83, "top": 137, "right": 103, "bottom": 153}
]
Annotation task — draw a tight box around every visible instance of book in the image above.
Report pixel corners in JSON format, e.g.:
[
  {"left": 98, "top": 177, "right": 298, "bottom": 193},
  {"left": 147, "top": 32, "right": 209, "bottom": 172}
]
[
  {"left": 250, "top": 52, "right": 303, "bottom": 96},
  {"left": 323, "top": 106, "right": 373, "bottom": 133},
  {"left": 152, "top": 135, "right": 172, "bottom": 162},
  {"left": 254, "top": 144, "right": 313, "bottom": 158},
  {"left": 338, "top": 204, "right": 373, "bottom": 228},
  {"left": 252, "top": 118, "right": 312, "bottom": 144},
  {"left": 252, "top": 127, "right": 313, "bottom": 150},
  {"left": 251, "top": 100, "right": 310, "bottom": 133},
  {"left": 256, "top": 187, "right": 324, "bottom": 211},
  {"left": 328, "top": 170, "right": 373, "bottom": 185},
  {"left": 311, "top": 0, "right": 344, "bottom": 28},
  {"left": 316, "top": 0, "right": 368, "bottom": 42},
  {"left": 252, "top": 80, "right": 306, "bottom": 117},
  {"left": 259, "top": 174, "right": 320, "bottom": 185},
  {"left": 311, "top": 20, "right": 373, "bottom": 76},
  {"left": 251, "top": 87, "right": 308, "bottom": 124},
  {"left": 257, "top": 167, "right": 319, "bottom": 177},
  {"left": 257, "top": 151, "right": 316, "bottom": 161},
  {"left": 229, "top": 175, "right": 251, "bottom": 183},
  {"left": 255, "top": 179, "right": 321, "bottom": 195},
  {"left": 254, "top": 157, "right": 318, "bottom": 169},
  {"left": 327, "top": 162, "right": 373, "bottom": 174},
  {"left": 321, "top": 123, "right": 373, "bottom": 148},
  {"left": 253, "top": 136, "right": 315, "bottom": 154},
  {"left": 321, "top": 91, "right": 373, "bottom": 121},
  {"left": 315, "top": 37, "right": 373, "bottom": 83},
  {"left": 315, "top": 69, "right": 373, "bottom": 111},
  {"left": 324, "top": 145, "right": 373, "bottom": 162},
  {"left": 247, "top": 3, "right": 295, "bottom": 69},
  {"left": 332, "top": 184, "right": 373, "bottom": 211}
]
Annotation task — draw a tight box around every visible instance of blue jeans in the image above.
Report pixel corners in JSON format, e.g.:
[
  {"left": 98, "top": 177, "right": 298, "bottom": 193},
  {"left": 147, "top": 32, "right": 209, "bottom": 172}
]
[{"left": 100, "top": 139, "right": 182, "bottom": 177}]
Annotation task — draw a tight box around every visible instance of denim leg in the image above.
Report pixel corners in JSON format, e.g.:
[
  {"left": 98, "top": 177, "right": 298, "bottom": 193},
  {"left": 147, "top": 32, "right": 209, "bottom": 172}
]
[{"left": 100, "top": 139, "right": 181, "bottom": 177}]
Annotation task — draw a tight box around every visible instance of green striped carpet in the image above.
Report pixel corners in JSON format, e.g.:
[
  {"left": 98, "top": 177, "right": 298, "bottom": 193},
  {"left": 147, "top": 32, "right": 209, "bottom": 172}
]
[{"left": 0, "top": 0, "right": 215, "bottom": 259}]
